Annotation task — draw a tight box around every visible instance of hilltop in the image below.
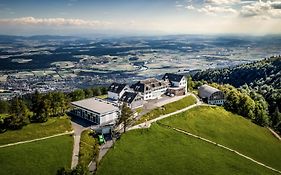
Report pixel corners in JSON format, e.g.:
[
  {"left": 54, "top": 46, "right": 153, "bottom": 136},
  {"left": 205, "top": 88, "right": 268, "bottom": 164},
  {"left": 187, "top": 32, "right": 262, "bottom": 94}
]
[{"left": 97, "top": 106, "right": 281, "bottom": 175}]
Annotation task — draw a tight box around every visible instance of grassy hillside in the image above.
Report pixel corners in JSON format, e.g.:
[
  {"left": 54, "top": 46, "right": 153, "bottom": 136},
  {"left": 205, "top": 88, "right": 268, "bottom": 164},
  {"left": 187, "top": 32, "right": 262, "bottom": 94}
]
[
  {"left": 79, "top": 130, "right": 99, "bottom": 166},
  {"left": 0, "top": 116, "right": 72, "bottom": 145},
  {"left": 135, "top": 95, "right": 197, "bottom": 124},
  {"left": 97, "top": 124, "right": 279, "bottom": 175},
  {"left": 161, "top": 106, "right": 281, "bottom": 170},
  {"left": 0, "top": 135, "right": 73, "bottom": 175}
]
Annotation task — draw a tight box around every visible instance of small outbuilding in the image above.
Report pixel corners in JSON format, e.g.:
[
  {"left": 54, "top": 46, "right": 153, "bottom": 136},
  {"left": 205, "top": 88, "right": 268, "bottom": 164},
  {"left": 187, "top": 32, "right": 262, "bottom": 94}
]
[{"left": 198, "top": 84, "right": 225, "bottom": 105}]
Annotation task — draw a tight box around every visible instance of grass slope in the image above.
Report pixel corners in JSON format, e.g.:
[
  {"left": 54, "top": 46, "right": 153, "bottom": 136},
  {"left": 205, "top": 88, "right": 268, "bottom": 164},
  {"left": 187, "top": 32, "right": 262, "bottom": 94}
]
[
  {"left": 79, "top": 130, "right": 99, "bottom": 166},
  {"left": 0, "top": 135, "right": 73, "bottom": 175},
  {"left": 161, "top": 106, "right": 281, "bottom": 170},
  {"left": 97, "top": 125, "right": 279, "bottom": 175},
  {"left": 136, "top": 95, "right": 196, "bottom": 124},
  {"left": 0, "top": 116, "right": 72, "bottom": 145}
]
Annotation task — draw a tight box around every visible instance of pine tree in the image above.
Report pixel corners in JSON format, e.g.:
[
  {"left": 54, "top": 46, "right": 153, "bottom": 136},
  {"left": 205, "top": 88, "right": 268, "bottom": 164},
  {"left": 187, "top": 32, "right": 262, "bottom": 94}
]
[
  {"left": 118, "top": 104, "right": 133, "bottom": 133},
  {"left": 7, "top": 97, "right": 29, "bottom": 129}
]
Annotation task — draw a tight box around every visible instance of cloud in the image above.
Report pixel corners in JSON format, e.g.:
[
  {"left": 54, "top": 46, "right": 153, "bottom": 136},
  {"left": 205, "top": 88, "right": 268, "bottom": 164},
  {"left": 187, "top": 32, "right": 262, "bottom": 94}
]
[
  {"left": 205, "top": 0, "right": 240, "bottom": 5},
  {"left": 198, "top": 5, "right": 238, "bottom": 15},
  {"left": 176, "top": 4, "right": 184, "bottom": 8},
  {"left": 240, "top": 1, "right": 281, "bottom": 18},
  {"left": 185, "top": 5, "right": 195, "bottom": 10},
  {"left": 0, "top": 17, "right": 110, "bottom": 27}
]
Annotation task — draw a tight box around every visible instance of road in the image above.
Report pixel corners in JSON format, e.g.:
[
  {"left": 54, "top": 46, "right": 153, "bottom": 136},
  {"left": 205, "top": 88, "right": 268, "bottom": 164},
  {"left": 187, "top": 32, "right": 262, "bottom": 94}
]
[{"left": 70, "top": 117, "right": 92, "bottom": 169}]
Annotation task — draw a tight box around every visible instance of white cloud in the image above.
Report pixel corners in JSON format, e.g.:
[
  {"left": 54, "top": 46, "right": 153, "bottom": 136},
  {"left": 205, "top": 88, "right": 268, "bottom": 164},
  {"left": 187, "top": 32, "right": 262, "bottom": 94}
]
[
  {"left": 240, "top": 1, "right": 281, "bottom": 18},
  {"left": 198, "top": 5, "right": 238, "bottom": 15},
  {"left": 0, "top": 17, "right": 110, "bottom": 27},
  {"left": 176, "top": 4, "right": 184, "bottom": 8},
  {"left": 185, "top": 5, "right": 195, "bottom": 10},
  {"left": 205, "top": 0, "right": 240, "bottom": 5}
]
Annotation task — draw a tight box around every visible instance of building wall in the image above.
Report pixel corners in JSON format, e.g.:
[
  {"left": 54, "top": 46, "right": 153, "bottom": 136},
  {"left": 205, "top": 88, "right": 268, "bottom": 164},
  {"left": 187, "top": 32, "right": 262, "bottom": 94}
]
[
  {"left": 208, "top": 91, "right": 225, "bottom": 105},
  {"left": 100, "top": 111, "right": 119, "bottom": 126},
  {"left": 144, "top": 87, "right": 167, "bottom": 100},
  {"left": 108, "top": 89, "right": 127, "bottom": 100},
  {"left": 208, "top": 99, "right": 225, "bottom": 105},
  {"left": 71, "top": 107, "right": 119, "bottom": 126},
  {"left": 131, "top": 98, "right": 144, "bottom": 109},
  {"left": 108, "top": 91, "right": 119, "bottom": 100},
  {"left": 167, "top": 87, "right": 185, "bottom": 96},
  {"left": 72, "top": 108, "right": 100, "bottom": 124}
]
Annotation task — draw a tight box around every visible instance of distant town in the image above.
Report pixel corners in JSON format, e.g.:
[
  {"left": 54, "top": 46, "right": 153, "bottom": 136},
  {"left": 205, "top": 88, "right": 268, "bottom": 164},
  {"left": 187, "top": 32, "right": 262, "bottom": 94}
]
[{"left": 1, "top": 35, "right": 281, "bottom": 100}]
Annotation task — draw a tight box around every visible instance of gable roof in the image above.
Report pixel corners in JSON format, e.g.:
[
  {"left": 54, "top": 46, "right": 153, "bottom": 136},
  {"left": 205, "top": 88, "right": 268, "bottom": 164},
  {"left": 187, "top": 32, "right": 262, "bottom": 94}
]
[
  {"left": 198, "top": 84, "right": 221, "bottom": 98},
  {"left": 162, "top": 73, "right": 184, "bottom": 82},
  {"left": 131, "top": 78, "right": 167, "bottom": 92},
  {"left": 120, "top": 92, "right": 139, "bottom": 104},
  {"left": 108, "top": 83, "right": 127, "bottom": 94}
]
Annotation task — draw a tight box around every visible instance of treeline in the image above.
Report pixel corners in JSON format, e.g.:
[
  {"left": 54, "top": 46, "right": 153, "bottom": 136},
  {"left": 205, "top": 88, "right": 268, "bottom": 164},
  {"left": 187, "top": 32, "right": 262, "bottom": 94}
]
[
  {"left": 192, "top": 56, "right": 281, "bottom": 133},
  {"left": 193, "top": 56, "right": 281, "bottom": 88},
  {"left": 0, "top": 86, "right": 107, "bottom": 133},
  {"left": 211, "top": 83, "right": 271, "bottom": 127}
]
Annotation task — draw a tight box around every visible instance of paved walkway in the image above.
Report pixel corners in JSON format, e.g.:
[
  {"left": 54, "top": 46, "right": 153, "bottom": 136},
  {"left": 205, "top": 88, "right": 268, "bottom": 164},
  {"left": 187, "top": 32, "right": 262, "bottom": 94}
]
[
  {"left": 0, "top": 131, "right": 74, "bottom": 148},
  {"left": 267, "top": 127, "right": 281, "bottom": 141},
  {"left": 88, "top": 139, "right": 115, "bottom": 173},
  {"left": 70, "top": 119, "right": 91, "bottom": 169},
  {"left": 158, "top": 123, "right": 281, "bottom": 174}
]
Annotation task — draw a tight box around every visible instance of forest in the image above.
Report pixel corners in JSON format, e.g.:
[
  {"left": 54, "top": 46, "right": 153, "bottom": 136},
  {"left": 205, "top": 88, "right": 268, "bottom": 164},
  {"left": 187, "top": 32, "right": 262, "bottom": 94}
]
[
  {"left": 193, "top": 56, "right": 281, "bottom": 133},
  {"left": 0, "top": 86, "right": 107, "bottom": 133}
]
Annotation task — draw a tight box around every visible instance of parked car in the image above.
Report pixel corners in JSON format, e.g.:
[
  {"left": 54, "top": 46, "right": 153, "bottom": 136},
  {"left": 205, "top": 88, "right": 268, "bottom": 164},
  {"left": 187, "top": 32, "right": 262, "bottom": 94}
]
[{"left": 98, "top": 134, "right": 105, "bottom": 145}]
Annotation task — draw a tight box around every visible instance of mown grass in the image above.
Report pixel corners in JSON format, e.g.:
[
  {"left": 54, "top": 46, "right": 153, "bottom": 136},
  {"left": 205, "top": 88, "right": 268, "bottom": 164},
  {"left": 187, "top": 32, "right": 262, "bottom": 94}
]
[
  {"left": 135, "top": 95, "right": 196, "bottom": 124},
  {"left": 0, "top": 116, "right": 72, "bottom": 145},
  {"left": 97, "top": 124, "right": 279, "bottom": 175},
  {"left": 97, "top": 94, "right": 108, "bottom": 99},
  {"left": 79, "top": 130, "right": 99, "bottom": 166},
  {"left": 0, "top": 135, "right": 73, "bottom": 175},
  {"left": 161, "top": 106, "right": 281, "bottom": 170}
]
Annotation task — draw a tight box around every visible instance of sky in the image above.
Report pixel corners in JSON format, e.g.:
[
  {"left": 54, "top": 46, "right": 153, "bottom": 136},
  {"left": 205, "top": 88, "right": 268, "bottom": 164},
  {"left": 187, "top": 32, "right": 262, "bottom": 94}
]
[{"left": 0, "top": 0, "right": 281, "bottom": 36}]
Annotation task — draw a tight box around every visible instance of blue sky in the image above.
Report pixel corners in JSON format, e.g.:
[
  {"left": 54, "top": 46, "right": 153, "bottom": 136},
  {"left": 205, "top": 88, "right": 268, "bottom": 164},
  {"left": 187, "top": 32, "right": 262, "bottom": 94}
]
[{"left": 0, "top": 0, "right": 281, "bottom": 35}]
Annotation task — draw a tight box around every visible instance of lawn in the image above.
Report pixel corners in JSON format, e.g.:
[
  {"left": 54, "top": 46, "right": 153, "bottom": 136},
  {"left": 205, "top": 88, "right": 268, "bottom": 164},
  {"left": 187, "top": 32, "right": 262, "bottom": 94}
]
[
  {"left": 135, "top": 95, "right": 197, "bottom": 124},
  {"left": 0, "top": 135, "right": 73, "bottom": 175},
  {"left": 96, "top": 94, "right": 108, "bottom": 99},
  {"left": 161, "top": 106, "right": 281, "bottom": 170},
  {"left": 0, "top": 116, "right": 72, "bottom": 145},
  {"left": 79, "top": 130, "right": 99, "bottom": 166},
  {"left": 97, "top": 124, "right": 279, "bottom": 175}
]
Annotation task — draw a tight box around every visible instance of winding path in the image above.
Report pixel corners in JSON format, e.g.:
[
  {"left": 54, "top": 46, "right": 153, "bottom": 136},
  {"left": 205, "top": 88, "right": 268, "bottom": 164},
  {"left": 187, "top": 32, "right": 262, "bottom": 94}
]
[
  {"left": 0, "top": 131, "right": 74, "bottom": 148},
  {"left": 158, "top": 122, "right": 281, "bottom": 174}
]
